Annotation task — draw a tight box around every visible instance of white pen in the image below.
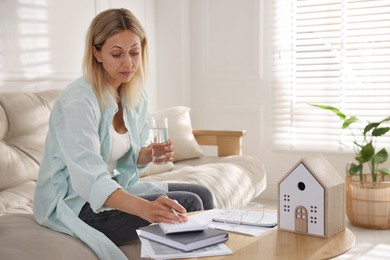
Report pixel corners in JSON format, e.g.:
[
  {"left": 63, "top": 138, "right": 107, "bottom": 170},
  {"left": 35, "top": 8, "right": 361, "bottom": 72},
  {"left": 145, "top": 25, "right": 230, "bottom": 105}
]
[
  {"left": 162, "top": 194, "right": 180, "bottom": 217},
  {"left": 171, "top": 208, "right": 180, "bottom": 217}
]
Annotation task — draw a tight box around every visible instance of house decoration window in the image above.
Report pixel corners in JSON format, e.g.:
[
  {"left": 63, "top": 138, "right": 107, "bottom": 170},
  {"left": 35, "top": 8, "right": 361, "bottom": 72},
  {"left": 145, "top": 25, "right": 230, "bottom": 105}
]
[
  {"left": 295, "top": 207, "right": 307, "bottom": 219},
  {"left": 273, "top": 0, "right": 390, "bottom": 151}
]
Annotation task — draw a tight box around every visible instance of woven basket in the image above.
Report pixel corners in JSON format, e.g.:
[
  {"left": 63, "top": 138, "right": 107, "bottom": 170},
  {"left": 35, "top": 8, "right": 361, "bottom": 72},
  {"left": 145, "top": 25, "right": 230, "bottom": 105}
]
[{"left": 346, "top": 174, "right": 390, "bottom": 229}]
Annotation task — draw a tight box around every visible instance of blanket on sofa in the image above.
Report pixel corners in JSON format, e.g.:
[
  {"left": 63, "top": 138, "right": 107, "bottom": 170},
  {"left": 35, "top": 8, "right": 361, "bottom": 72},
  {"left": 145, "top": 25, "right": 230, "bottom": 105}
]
[{"left": 143, "top": 155, "right": 266, "bottom": 209}]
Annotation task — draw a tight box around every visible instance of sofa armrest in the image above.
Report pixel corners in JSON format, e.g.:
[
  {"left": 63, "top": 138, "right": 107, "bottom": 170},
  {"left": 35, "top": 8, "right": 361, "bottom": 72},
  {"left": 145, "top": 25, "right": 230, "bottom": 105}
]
[{"left": 192, "top": 130, "right": 246, "bottom": 157}]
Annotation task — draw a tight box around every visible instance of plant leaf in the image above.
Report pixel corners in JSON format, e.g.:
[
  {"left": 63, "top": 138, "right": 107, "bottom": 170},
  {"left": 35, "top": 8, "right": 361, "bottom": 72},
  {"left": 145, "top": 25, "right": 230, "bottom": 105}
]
[
  {"left": 380, "top": 117, "right": 390, "bottom": 123},
  {"left": 379, "top": 168, "right": 390, "bottom": 175},
  {"left": 311, "top": 104, "right": 346, "bottom": 120},
  {"left": 348, "top": 163, "right": 362, "bottom": 175},
  {"left": 356, "top": 143, "right": 375, "bottom": 162},
  {"left": 342, "top": 116, "right": 359, "bottom": 129},
  {"left": 374, "top": 148, "right": 388, "bottom": 164},
  {"left": 364, "top": 122, "right": 379, "bottom": 135},
  {"left": 372, "top": 127, "right": 390, "bottom": 137}
]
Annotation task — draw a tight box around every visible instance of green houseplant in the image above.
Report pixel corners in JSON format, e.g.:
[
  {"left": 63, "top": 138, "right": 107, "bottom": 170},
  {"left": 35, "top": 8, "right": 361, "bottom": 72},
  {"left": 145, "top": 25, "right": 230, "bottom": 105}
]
[
  {"left": 312, "top": 104, "right": 390, "bottom": 229},
  {"left": 312, "top": 104, "right": 390, "bottom": 181}
]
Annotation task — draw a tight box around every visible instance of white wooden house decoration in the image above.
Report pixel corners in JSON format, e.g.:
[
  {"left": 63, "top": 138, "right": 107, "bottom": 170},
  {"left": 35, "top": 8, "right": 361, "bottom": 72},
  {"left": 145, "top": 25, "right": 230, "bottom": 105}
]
[{"left": 278, "top": 154, "right": 345, "bottom": 237}]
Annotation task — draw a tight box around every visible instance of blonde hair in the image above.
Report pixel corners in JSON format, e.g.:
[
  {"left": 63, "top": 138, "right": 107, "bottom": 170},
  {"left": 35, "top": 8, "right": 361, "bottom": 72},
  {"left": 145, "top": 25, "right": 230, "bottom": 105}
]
[{"left": 83, "top": 8, "right": 148, "bottom": 107}]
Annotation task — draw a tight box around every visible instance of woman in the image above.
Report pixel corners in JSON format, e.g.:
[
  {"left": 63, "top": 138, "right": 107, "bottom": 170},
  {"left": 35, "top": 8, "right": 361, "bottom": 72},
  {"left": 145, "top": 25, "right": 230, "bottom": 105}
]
[{"left": 34, "top": 8, "right": 214, "bottom": 260}]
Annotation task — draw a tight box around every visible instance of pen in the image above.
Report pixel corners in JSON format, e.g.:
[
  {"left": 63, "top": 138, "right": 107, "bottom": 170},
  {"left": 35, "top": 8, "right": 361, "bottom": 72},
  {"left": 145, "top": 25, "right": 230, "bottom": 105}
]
[{"left": 162, "top": 194, "right": 180, "bottom": 217}]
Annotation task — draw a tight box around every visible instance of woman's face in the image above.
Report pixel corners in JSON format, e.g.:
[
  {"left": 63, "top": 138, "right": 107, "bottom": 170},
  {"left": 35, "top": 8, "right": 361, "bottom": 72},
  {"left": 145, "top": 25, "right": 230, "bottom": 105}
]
[{"left": 94, "top": 30, "right": 141, "bottom": 89}]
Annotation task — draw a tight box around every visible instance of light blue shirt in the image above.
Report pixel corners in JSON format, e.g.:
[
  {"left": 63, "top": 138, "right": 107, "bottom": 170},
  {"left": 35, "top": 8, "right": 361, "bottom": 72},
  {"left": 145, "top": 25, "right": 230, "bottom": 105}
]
[{"left": 34, "top": 76, "right": 168, "bottom": 260}]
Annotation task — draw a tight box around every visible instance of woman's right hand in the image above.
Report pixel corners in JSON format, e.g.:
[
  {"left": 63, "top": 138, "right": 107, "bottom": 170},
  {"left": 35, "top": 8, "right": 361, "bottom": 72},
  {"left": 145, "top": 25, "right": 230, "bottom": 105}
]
[
  {"left": 143, "top": 195, "right": 188, "bottom": 224},
  {"left": 105, "top": 189, "right": 187, "bottom": 224}
]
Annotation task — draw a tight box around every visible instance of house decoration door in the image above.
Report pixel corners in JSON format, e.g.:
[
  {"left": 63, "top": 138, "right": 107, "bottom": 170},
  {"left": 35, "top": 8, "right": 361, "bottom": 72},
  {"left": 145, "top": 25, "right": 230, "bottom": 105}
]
[{"left": 295, "top": 206, "right": 308, "bottom": 233}]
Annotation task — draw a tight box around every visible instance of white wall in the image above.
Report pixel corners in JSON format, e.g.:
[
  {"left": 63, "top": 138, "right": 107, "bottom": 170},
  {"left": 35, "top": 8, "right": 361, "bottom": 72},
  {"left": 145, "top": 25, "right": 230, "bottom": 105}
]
[
  {"left": 0, "top": 0, "right": 92, "bottom": 90},
  {"left": 153, "top": 0, "right": 191, "bottom": 110},
  {"left": 0, "top": 0, "right": 154, "bottom": 91},
  {"left": 0, "top": 0, "right": 354, "bottom": 200},
  {"left": 154, "top": 0, "right": 354, "bottom": 200}
]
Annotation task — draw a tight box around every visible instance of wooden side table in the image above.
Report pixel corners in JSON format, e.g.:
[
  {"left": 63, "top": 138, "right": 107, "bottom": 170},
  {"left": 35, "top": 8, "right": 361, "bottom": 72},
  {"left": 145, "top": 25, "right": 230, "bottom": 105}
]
[{"left": 185, "top": 228, "right": 355, "bottom": 260}]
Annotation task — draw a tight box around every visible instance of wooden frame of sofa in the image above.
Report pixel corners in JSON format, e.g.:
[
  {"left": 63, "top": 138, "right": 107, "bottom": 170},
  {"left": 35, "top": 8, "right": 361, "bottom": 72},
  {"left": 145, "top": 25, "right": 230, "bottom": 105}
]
[{"left": 193, "top": 130, "right": 246, "bottom": 157}]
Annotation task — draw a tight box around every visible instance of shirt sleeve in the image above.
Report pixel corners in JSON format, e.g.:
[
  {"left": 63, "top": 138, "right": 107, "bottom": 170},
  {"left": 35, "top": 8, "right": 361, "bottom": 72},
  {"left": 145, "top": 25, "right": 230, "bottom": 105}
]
[{"left": 53, "top": 94, "right": 121, "bottom": 212}]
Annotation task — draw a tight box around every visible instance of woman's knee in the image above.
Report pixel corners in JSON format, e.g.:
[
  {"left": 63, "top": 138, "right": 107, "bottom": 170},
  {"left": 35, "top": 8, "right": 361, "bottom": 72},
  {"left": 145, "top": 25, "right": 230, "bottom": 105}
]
[
  {"left": 168, "top": 183, "right": 215, "bottom": 210},
  {"left": 165, "top": 191, "right": 204, "bottom": 212},
  {"left": 184, "top": 193, "right": 204, "bottom": 212}
]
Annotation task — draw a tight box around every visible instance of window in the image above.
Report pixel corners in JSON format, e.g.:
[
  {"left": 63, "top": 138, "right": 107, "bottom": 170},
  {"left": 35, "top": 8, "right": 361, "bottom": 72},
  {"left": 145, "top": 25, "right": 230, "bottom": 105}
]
[{"left": 273, "top": 0, "right": 390, "bottom": 151}]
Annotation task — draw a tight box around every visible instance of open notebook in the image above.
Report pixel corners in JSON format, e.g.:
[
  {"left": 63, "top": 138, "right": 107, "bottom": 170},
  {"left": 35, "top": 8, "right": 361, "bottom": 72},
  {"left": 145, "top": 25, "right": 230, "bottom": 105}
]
[{"left": 159, "top": 216, "right": 208, "bottom": 234}]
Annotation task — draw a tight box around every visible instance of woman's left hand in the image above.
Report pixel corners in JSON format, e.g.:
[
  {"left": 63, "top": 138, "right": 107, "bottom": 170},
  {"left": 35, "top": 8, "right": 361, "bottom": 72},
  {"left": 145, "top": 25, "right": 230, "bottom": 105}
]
[
  {"left": 161, "top": 139, "right": 174, "bottom": 162},
  {"left": 137, "top": 139, "right": 174, "bottom": 166}
]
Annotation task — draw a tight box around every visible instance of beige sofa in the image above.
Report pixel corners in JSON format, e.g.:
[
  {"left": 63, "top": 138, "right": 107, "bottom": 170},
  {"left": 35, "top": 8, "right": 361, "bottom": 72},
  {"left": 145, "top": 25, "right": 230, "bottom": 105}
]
[{"left": 0, "top": 90, "right": 266, "bottom": 259}]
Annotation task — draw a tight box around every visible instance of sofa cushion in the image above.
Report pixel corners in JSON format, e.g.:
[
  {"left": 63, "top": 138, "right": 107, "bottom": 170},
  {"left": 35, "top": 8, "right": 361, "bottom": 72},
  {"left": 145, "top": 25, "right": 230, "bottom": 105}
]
[
  {"left": 151, "top": 106, "right": 205, "bottom": 162},
  {"left": 0, "top": 90, "right": 60, "bottom": 191},
  {"left": 0, "top": 181, "right": 35, "bottom": 216}
]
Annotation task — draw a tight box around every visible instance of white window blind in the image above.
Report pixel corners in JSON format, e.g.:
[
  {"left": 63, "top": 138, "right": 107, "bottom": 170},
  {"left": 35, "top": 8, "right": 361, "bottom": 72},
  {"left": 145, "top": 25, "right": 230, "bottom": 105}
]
[{"left": 273, "top": 0, "right": 390, "bottom": 151}]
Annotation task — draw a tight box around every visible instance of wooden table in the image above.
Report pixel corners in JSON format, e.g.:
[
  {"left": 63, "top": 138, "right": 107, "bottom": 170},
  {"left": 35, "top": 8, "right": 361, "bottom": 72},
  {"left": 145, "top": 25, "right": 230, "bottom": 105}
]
[{"left": 185, "top": 228, "right": 355, "bottom": 260}]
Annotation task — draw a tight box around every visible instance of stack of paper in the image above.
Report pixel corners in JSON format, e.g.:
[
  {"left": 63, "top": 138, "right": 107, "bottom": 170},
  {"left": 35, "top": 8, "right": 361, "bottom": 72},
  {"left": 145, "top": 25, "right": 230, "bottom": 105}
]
[
  {"left": 138, "top": 236, "right": 233, "bottom": 259},
  {"left": 137, "top": 212, "right": 232, "bottom": 259},
  {"left": 136, "top": 209, "right": 277, "bottom": 258}
]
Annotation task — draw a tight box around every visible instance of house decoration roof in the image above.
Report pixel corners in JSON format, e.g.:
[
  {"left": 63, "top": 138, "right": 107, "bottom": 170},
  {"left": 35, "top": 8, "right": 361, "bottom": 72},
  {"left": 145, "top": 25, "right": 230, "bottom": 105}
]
[{"left": 279, "top": 154, "right": 344, "bottom": 188}]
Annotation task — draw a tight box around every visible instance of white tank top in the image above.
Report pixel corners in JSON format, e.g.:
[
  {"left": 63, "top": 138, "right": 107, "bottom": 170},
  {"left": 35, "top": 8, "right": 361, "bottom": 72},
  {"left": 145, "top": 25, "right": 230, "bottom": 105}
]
[{"left": 107, "top": 126, "right": 131, "bottom": 176}]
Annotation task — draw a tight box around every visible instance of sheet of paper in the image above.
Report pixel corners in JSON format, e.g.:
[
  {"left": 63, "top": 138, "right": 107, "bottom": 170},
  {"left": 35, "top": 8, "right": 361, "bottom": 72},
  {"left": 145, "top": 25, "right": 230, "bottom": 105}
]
[
  {"left": 189, "top": 208, "right": 224, "bottom": 223},
  {"left": 138, "top": 235, "right": 233, "bottom": 259},
  {"left": 208, "top": 222, "right": 276, "bottom": 237}
]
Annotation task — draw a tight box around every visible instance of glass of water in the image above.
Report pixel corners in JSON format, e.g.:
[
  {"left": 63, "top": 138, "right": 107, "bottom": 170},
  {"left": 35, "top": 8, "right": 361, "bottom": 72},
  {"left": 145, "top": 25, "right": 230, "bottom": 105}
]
[{"left": 149, "top": 116, "right": 169, "bottom": 164}]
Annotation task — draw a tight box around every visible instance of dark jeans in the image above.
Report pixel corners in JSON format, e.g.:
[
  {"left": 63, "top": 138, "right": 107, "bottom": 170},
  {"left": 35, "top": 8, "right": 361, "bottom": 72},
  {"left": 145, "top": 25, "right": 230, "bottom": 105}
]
[{"left": 78, "top": 183, "right": 214, "bottom": 246}]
